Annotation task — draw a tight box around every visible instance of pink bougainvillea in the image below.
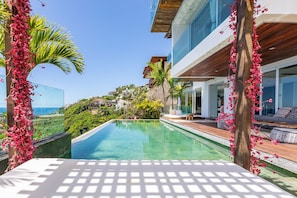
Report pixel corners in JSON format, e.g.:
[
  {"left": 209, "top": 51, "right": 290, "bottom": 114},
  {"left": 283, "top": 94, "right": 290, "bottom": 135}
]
[
  {"left": 226, "top": 0, "right": 269, "bottom": 174},
  {"left": 2, "top": 0, "right": 35, "bottom": 170}
]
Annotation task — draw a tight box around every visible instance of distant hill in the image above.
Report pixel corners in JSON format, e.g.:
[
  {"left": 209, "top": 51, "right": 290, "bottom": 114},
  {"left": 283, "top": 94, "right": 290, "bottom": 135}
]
[{"left": 64, "top": 84, "right": 162, "bottom": 139}]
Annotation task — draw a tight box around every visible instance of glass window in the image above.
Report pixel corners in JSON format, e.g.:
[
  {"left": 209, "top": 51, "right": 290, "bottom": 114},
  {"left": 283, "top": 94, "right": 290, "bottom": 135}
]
[
  {"left": 262, "top": 71, "right": 276, "bottom": 115},
  {"left": 218, "top": 0, "right": 233, "bottom": 24},
  {"left": 279, "top": 65, "right": 297, "bottom": 107},
  {"left": 181, "top": 90, "right": 192, "bottom": 114},
  {"left": 191, "top": 1, "right": 211, "bottom": 49},
  {"left": 188, "top": 91, "right": 193, "bottom": 114},
  {"left": 196, "top": 88, "right": 202, "bottom": 115}
]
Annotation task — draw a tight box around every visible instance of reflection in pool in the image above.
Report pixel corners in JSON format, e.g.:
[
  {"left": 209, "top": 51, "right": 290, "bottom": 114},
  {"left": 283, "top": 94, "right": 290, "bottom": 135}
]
[{"left": 72, "top": 120, "right": 231, "bottom": 160}]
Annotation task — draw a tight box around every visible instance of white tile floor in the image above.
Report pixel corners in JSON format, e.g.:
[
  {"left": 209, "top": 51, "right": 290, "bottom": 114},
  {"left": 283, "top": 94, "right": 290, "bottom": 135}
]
[{"left": 0, "top": 158, "right": 295, "bottom": 198}]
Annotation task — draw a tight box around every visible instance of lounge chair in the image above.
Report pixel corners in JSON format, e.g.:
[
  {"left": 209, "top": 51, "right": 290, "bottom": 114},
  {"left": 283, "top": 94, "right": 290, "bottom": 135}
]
[
  {"left": 254, "top": 107, "right": 297, "bottom": 125},
  {"left": 255, "top": 107, "right": 297, "bottom": 143}
]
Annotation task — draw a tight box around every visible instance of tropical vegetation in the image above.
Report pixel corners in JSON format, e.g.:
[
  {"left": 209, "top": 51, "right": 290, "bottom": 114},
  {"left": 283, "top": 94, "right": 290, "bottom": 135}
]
[
  {"left": 0, "top": 15, "right": 84, "bottom": 72},
  {"left": 0, "top": 0, "right": 84, "bottom": 169},
  {"left": 146, "top": 59, "right": 171, "bottom": 112},
  {"left": 64, "top": 84, "right": 162, "bottom": 139}
]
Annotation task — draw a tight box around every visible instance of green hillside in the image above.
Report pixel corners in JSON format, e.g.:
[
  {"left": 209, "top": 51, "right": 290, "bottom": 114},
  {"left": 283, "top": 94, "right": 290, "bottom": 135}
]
[{"left": 64, "top": 84, "right": 163, "bottom": 139}]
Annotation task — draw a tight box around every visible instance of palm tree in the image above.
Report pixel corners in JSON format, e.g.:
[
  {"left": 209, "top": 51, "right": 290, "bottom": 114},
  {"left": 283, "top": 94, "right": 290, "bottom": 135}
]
[
  {"left": 167, "top": 77, "right": 178, "bottom": 114},
  {"left": 1, "top": 14, "right": 84, "bottom": 126},
  {"left": 28, "top": 15, "right": 84, "bottom": 73},
  {"left": 1, "top": 15, "right": 84, "bottom": 73},
  {"left": 0, "top": 4, "right": 84, "bottom": 169},
  {"left": 147, "top": 59, "right": 170, "bottom": 113},
  {"left": 0, "top": 1, "right": 9, "bottom": 67},
  {"left": 174, "top": 82, "right": 187, "bottom": 114}
]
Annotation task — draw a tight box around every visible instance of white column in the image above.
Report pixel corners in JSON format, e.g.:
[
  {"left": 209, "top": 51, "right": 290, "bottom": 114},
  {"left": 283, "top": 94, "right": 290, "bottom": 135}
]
[
  {"left": 192, "top": 91, "right": 196, "bottom": 114},
  {"left": 275, "top": 68, "right": 280, "bottom": 110}
]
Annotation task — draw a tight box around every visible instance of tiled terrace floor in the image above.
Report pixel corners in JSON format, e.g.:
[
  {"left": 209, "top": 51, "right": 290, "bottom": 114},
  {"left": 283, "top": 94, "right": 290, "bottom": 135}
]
[
  {"left": 161, "top": 116, "right": 297, "bottom": 196},
  {"left": 0, "top": 118, "right": 296, "bottom": 197},
  {"left": 0, "top": 158, "right": 295, "bottom": 198}
]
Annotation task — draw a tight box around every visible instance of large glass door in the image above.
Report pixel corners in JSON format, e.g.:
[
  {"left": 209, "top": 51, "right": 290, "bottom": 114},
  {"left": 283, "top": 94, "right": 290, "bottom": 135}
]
[
  {"left": 279, "top": 65, "right": 297, "bottom": 107},
  {"left": 195, "top": 88, "right": 202, "bottom": 115},
  {"left": 262, "top": 71, "right": 276, "bottom": 115}
]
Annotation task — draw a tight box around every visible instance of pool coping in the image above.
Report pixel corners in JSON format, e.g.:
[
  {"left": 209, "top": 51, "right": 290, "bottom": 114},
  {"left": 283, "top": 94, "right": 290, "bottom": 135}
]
[{"left": 72, "top": 120, "right": 114, "bottom": 143}]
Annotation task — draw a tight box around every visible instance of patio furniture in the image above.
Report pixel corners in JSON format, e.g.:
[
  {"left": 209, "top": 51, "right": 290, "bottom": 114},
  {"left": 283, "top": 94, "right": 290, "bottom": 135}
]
[
  {"left": 255, "top": 107, "right": 297, "bottom": 126},
  {"left": 270, "top": 127, "right": 297, "bottom": 143},
  {"left": 185, "top": 113, "right": 194, "bottom": 120}
]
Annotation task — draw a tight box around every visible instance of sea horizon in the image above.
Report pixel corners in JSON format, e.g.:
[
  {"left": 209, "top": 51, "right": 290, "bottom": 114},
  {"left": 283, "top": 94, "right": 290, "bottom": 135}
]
[{"left": 0, "top": 107, "right": 62, "bottom": 116}]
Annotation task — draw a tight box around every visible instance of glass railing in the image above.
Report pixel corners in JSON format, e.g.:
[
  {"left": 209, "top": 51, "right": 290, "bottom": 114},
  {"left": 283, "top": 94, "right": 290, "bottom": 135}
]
[
  {"left": 150, "top": 0, "right": 159, "bottom": 26},
  {"left": 172, "top": 0, "right": 233, "bottom": 65},
  {"left": 0, "top": 75, "right": 64, "bottom": 142},
  {"left": 167, "top": 51, "right": 172, "bottom": 65},
  {"left": 173, "top": 26, "right": 191, "bottom": 65}
]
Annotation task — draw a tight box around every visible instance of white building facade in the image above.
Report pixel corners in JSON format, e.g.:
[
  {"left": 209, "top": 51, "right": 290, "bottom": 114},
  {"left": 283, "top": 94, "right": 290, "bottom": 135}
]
[{"left": 150, "top": 0, "right": 297, "bottom": 118}]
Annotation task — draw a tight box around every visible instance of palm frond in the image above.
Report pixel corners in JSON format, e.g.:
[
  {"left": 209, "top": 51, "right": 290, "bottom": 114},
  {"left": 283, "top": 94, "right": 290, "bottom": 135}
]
[
  {"left": 0, "top": 12, "right": 85, "bottom": 74},
  {"left": 29, "top": 15, "right": 85, "bottom": 74},
  {"left": 0, "top": 32, "right": 4, "bottom": 68},
  {"left": 147, "top": 60, "right": 170, "bottom": 87},
  {"left": 0, "top": 56, "right": 4, "bottom": 67},
  {"left": 0, "top": 0, "right": 10, "bottom": 68},
  {"left": 33, "top": 41, "right": 84, "bottom": 73}
]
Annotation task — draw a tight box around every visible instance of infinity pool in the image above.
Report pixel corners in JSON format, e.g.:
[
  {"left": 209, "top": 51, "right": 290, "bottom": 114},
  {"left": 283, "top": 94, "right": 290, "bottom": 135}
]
[{"left": 72, "top": 120, "right": 231, "bottom": 160}]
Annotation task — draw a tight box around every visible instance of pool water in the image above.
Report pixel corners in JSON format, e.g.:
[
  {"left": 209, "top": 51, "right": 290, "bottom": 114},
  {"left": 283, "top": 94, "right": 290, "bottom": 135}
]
[{"left": 72, "top": 120, "right": 231, "bottom": 160}]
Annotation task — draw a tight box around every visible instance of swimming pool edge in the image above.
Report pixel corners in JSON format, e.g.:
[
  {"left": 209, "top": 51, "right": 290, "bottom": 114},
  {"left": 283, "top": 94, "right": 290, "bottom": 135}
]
[{"left": 160, "top": 118, "right": 297, "bottom": 175}]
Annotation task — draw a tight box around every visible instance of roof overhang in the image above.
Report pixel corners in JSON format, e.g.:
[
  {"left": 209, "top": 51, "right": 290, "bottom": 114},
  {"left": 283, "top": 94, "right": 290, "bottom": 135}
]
[
  {"left": 150, "top": 0, "right": 183, "bottom": 38},
  {"left": 173, "top": 22, "right": 297, "bottom": 81}
]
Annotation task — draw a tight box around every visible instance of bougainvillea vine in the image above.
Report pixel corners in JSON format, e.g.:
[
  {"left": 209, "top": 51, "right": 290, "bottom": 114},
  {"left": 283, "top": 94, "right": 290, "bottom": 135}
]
[
  {"left": 2, "top": 0, "right": 35, "bottom": 170},
  {"left": 226, "top": 0, "right": 270, "bottom": 174}
]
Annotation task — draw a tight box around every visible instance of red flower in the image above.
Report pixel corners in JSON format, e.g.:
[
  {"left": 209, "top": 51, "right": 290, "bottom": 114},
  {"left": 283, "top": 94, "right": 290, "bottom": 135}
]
[{"left": 2, "top": 0, "right": 35, "bottom": 170}]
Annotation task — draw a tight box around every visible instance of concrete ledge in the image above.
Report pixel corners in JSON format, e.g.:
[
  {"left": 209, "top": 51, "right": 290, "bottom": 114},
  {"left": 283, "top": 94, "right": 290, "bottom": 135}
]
[{"left": 0, "top": 132, "right": 71, "bottom": 175}]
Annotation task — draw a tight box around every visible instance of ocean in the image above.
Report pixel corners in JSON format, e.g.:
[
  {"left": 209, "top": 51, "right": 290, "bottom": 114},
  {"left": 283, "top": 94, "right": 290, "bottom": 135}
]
[{"left": 0, "top": 107, "right": 62, "bottom": 116}]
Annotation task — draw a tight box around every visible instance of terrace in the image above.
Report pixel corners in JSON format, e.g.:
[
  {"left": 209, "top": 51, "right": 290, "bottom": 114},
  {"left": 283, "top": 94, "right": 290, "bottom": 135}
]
[{"left": 0, "top": 118, "right": 296, "bottom": 197}]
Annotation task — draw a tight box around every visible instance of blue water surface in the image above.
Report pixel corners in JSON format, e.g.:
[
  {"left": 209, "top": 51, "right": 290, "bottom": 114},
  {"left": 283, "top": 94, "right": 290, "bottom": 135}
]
[{"left": 72, "top": 120, "right": 231, "bottom": 160}]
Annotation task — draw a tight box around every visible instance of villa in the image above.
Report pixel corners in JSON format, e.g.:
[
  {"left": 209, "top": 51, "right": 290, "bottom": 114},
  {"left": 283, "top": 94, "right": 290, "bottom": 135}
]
[
  {"left": 0, "top": 1, "right": 297, "bottom": 197},
  {"left": 150, "top": 0, "right": 297, "bottom": 119}
]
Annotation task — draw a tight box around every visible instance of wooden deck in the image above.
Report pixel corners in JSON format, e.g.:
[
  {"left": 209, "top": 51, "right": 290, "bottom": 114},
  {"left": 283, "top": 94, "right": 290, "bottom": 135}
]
[{"left": 161, "top": 116, "right": 297, "bottom": 174}]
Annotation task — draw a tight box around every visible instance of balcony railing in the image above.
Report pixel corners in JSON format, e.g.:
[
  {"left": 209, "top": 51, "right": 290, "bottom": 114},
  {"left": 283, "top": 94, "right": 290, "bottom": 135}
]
[
  {"left": 172, "top": 0, "right": 233, "bottom": 65},
  {"left": 150, "top": 0, "right": 159, "bottom": 25},
  {"left": 0, "top": 75, "right": 64, "bottom": 141},
  {"left": 167, "top": 51, "right": 172, "bottom": 65}
]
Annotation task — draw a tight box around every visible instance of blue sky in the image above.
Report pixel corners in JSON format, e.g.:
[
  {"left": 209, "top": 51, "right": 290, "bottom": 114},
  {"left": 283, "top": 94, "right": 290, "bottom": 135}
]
[{"left": 1, "top": 0, "right": 171, "bottom": 105}]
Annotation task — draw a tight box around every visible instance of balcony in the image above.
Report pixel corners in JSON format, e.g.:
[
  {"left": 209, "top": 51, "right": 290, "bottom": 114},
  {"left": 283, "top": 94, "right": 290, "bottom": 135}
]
[
  {"left": 172, "top": 0, "right": 233, "bottom": 66},
  {"left": 171, "top": 0, "right": 297, "bottom": 82},
  {"left": 150, "top": 0, "right": 183, "bottom": 38}
]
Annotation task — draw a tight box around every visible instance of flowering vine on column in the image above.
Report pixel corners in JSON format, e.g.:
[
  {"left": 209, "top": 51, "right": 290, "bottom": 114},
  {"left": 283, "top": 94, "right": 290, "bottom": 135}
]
[
  {"left": 2, "top": 0, "right": 35, "bottom": 170},
  {"left": 227, "top": 0, "right": 269, "bottom": 174}
]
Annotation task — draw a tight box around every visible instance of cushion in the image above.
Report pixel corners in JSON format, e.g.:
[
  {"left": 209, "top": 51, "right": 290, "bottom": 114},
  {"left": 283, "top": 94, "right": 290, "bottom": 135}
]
[
  {"left": 273, "top": 107, "right": 292, "bottom": 118},
  {"left": 270, "top": 127, "right": 297, "bottom": 143}
]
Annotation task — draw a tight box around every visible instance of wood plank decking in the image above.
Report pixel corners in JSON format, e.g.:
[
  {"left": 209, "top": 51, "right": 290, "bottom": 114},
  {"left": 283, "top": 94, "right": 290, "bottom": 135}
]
[{"left": 161, "top": 116, "right": 297, "bottom": 173}]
